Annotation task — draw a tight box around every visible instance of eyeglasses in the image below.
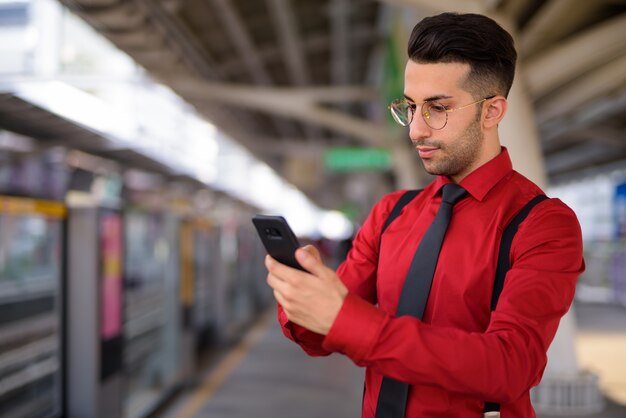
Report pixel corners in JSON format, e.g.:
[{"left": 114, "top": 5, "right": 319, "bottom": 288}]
[{"left": 388, "top": 96, "right": 495, "bottom": 130}]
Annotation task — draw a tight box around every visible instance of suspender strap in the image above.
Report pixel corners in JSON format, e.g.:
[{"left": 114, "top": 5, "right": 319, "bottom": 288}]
[
  {"left": 381, "top": 189, "right": 421, "bottom": 236},
  {"left": 377, "top": 189, "right": 421, "bottom": 259},
  {"left": 490, "top": 194, "right": 549, "bottom": 311},
  {"left": 483, "top": 194, "right": 548, "bottom": 415}
]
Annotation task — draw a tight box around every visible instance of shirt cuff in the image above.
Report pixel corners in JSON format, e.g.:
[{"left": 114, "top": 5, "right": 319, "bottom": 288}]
[
  {"left": 322, "top": 292, "right": 386, "bottom": 362},
  {"left": 278, "top": 304, "right": 329, "bottom": 356}
]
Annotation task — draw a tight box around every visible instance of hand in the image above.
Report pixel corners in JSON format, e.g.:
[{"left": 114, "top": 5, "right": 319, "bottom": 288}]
[{"left": 265, "top": 245, "right": 348, "bottom": 335}]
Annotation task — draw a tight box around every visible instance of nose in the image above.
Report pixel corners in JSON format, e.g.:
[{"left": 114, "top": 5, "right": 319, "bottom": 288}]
[{"left": 408, "top": 111, "right": 432, "bottom": 142}]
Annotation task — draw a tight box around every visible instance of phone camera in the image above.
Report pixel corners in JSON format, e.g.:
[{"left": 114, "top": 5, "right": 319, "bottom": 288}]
[{"left": 265, "top": 227, "right": 282, "bottom": 238}]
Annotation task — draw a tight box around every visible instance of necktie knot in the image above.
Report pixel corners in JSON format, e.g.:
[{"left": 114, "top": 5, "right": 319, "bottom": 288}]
[{"left": 441, "top": 183, "right": 467, "bottom": 206}]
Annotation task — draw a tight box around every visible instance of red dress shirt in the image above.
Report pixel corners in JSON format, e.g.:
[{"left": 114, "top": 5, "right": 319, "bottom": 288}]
[{"left": 278, "top": 148, "right": 584, "bottom": 417}]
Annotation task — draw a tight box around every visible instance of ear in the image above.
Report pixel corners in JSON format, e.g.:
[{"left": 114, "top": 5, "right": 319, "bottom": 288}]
[{"left": 482, "top": 96, "right": 507, "bottom": 129}]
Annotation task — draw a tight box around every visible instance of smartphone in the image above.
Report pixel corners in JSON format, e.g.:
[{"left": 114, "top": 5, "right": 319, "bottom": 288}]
[{"left": 252, "top": 214, "right": 304, "bottom": 271}]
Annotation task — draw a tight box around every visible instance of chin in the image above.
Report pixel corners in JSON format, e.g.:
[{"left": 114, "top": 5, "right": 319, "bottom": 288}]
[{"left": 422, "top": 160, "right": 443, "bottom": 176}]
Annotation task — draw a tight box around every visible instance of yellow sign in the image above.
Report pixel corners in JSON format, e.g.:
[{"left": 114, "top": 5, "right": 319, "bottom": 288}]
[{"left": 0, "top": 196, "right": 66, "bottom": 218}]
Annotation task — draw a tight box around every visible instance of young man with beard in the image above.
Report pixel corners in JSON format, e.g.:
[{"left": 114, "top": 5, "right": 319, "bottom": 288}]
[{"left": 264, "top": 12, "right": 584, "bottom": 418}]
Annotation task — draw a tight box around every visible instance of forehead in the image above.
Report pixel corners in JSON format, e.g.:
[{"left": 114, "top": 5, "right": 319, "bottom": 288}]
[{"left": 404, "top": 60, "right": 471, "bottom": 100}]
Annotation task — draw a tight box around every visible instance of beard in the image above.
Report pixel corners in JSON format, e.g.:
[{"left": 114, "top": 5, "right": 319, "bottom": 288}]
[{"left": 416, "top": 117, "right": 484, "bottom": 178}]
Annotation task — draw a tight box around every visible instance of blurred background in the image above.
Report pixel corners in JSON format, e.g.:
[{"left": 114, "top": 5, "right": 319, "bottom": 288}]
[{"left": 0, "top": 0, "right": 624, "bottom": 417}]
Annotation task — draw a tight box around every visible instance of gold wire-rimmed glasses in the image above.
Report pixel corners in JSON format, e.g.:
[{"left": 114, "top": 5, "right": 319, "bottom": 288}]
[{"left": 388, "top": 96, "right": 495, "bottom": 130}]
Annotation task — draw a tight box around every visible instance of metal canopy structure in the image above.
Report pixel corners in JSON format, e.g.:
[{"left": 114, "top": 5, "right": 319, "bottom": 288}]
[
  {"left": 56, "top": 0, "right": 626, "bottom": 209},
  {"left": 0, "top": 93, "right": 180, "bottom": 176}
]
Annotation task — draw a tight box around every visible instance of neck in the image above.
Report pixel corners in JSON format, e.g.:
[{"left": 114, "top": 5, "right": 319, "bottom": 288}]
[{"left": 451, "top": 133, "right": 501, "bottom": 183}]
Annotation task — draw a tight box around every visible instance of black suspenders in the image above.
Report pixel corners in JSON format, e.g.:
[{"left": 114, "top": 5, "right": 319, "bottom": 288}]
[{"left": 379, "top": 189, "right": 549, "bottom": 415}]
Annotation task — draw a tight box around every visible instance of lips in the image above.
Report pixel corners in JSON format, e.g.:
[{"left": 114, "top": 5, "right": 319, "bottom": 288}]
[{"left": 416, "top": 146, "right": 439, "bottom": 158}]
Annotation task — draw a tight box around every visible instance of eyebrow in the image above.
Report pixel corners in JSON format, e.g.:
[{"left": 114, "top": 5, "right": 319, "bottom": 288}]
[{"left": 403, "top": 94, "right": 453, "bottom": 103}]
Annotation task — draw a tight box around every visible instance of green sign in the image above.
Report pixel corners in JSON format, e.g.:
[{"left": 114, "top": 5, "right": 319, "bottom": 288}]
[{"left": 325, "top": 148, "right": 392, "bottom": 172}]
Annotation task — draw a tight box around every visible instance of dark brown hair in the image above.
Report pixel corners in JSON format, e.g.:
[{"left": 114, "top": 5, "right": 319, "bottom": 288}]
[{"left": 408, "top": 12, "right": 517, "bottom": 98}]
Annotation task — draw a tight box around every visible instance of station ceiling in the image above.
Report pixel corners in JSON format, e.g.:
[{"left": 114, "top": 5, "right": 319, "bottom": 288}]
[{"left": 56, "top": 0, "right": 626, "bottom": 210}]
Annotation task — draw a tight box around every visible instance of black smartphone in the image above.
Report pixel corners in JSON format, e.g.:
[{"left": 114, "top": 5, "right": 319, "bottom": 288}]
[{"left": 252, "top": 214, "right": 304, "bottom": 271}]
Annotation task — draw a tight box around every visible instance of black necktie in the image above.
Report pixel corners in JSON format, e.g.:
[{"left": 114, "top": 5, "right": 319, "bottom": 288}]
[{"left": 375, "top": 183, "right": 468, "bottom": 418}]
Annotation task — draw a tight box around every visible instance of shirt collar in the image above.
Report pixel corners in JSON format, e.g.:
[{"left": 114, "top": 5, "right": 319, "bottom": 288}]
[{"left": 431, "top": 147, "right": 513, "bottom": 202}]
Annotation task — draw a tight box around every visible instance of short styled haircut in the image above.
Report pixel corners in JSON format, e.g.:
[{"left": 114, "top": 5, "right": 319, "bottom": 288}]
[{"left": 407, "top": 12, "right": 517, "bottom": 98}]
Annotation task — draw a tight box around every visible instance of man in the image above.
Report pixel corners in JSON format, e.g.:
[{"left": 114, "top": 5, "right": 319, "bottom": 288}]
[{"left": 265, "top": 12, "right": 584, "bottom": 418}]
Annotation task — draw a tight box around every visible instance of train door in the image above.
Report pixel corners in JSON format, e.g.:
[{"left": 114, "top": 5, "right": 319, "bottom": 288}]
[
  {"left": 66, "top": 206, "right": 125, "bottom": 418},
  {"left": 0, "top": 196, "right": 66, "bottom": 418},
  {"left": 122, "top": 209, "right": 183, "bottom": 418}
]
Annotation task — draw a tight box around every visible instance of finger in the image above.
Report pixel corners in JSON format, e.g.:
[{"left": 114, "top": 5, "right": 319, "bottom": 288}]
[
  {"left": 273, "top": 288, "right": 288, "bottom": 308},
  {"left": 265, "top": 254, "right": 286, "bottom": 275},
  {"left": 300, "top": 245, "right": 322, "bottom": 262},
  {"left": 264, "top": 254, "right": 277, "bottom": 271},
  {"left": 266, "top": 272, "right": 290, "bottom": 294},
  {"left": 295, "top": 248, "right": 332, "bottom": 278},
  {"left": 266, "top": 254, "right": 310, "bottom": 285},
  {"left": 270, "top": 282, "right": 298, "bottom": 317}
]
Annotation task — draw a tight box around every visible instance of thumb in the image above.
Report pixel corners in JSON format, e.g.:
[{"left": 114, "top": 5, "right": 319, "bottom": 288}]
[
  {"left": 299, "top": 244, "right": 322, "bottom": 262},
  {"left": 295, "top": 247, "right": 329, "bottom": 277}
]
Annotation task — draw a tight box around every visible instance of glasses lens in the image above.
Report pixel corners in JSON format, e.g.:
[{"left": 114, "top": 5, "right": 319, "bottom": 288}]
[
  {"left": 422, "top": 101, "right": 448, "bottom": 130},
  {"left": 389, "top": 100, "right": 411, "bottom": 126}
]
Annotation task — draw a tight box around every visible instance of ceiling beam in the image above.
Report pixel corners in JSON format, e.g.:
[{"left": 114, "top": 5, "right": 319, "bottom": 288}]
[
  {"left": 209, "top": 0, "right": 300, "bottom": 139},
  {"left": 519, "top": 0, "right": 605, "bottom": 57},
  {"left": 524, "top": 13, "right": 626, "bottom": 98},
  {"left": 209, "top": 0, "right": 272, "bottom": 85},
  {"left": 536, "top": 54, "right": 626, "bottom": 124},
  {"left": 303, "top": 106, "right": 387, "bottom": 147},
  {"left": 540, "top": 92, "right": 626, "bottom": 146},
  {"left": 167, "top": 80, "right": 379, "bottom": 104},
  {"left": 330, "top": 0, "right": 352, "bottom": 142},
  {"left": 331, "top": 0, "right": 350, "bottom": 85},
  {"left": 72, "top": 1, "right": 146, "bottom": 30},
  {"left": 213, "top": 26, "right": 378, "bottom": 76},
  {"left": 174, "top": 81, "right": 386, "bottom": 146},
  {"left": 543, "top": 127, "right": 625, "bottom": 154},
  {"left": 122, "top": 1, "right": 274, "bottom": 143},
  {"left": 133, "top": 0, "right": 219, "bottom": 79},
  {"left": 378, "top": 0, "right": 487, "bottom": 14},
  {"left": 130, "top": 49, "right": 184, "bottom": 72},
  {"left": 106, "top": 29, "right": 164, "bottom": 49},
  {"left": 499, "top": 0, "right": 533, "bottom": 22},
  {"left": 233, "top": 135, "right": 328, "bottom": 158},
  {"left": 265, "top": 0, "right": 324, "bottom": 139},
  {"left": 546, "top": 136, "right": 626, "bottom": 176},
  {"left": 266, "top": 0, "right": 309, "bottom": 85}
]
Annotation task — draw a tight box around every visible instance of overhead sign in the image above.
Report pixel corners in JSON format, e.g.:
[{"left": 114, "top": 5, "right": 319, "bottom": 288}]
[{"left": 324, "top": 148, "right": 392, "bottom": 172}]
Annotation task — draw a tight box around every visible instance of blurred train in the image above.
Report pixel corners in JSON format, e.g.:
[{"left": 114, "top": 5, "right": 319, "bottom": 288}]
[{"left": 0, "top": 134, "right": 274, "bottom": 418}]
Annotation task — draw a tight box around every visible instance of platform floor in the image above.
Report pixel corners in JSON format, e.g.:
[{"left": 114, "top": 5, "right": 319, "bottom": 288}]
[{"left": 158, "top": 302, "right": 626, "bottom": 418}]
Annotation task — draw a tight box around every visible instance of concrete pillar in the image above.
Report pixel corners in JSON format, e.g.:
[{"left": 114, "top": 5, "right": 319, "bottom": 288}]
[{"left": 498, "top": 69, "right": 548, "bottom": 189}]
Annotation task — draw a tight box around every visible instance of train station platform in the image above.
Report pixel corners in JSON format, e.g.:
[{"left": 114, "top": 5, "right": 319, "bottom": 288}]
[
  {"left": 156, "top": 302, "right": 626, "bottom": 418},
  {"left": 157, "top": 309, "right": 363, "bottom": 418}
]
